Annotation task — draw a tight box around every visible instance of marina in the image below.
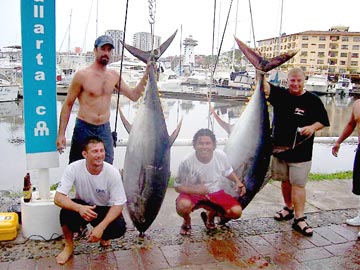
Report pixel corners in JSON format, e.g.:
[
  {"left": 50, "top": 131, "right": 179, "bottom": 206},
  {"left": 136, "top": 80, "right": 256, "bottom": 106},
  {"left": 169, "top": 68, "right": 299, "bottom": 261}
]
[{"left": 0, "top": 92, "right": 357, "bottom": 192}]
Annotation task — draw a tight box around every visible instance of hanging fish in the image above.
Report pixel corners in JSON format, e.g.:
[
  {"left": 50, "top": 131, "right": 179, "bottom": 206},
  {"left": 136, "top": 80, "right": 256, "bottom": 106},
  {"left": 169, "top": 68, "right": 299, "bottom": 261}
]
[
  {"left": 222, "top": 37, "right": 298, "bottom": 209},
  {"left": 120, "top": 31, "right": 182, "bottom": 235}
]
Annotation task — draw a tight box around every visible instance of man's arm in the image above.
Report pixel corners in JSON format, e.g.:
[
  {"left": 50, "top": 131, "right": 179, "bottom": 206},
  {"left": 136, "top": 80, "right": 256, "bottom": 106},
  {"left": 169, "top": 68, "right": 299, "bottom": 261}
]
[
  {"left": 226, "top": 171, "right": 246, "bottom": 197},
  {"left": 116, "top": 64, "right": 150, "bottom": 101},
  {"left": 56, "top": 71, "right": 83, "bottom": 152},
  {"left": 54, "top": 192, "right": 97, "bottom": 222},
  {"left": 332, "top": 102, "right": 357, "bottom": 157}
]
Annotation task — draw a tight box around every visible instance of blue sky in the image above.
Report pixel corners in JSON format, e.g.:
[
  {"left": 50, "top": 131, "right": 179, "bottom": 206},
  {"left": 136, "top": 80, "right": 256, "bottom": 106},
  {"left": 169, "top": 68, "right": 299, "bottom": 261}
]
[{"left": 1, "top": 0, "right": 360, "bottom": 56}]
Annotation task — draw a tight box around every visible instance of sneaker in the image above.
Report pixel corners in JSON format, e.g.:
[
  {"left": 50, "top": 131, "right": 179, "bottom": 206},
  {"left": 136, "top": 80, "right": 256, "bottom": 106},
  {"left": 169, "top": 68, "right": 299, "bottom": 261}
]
[{"left": 346, "top": 215, "right": 360, "bottom": 226}]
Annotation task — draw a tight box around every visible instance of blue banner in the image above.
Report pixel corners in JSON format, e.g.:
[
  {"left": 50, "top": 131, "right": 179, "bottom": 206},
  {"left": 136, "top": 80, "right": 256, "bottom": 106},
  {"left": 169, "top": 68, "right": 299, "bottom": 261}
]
[{"left": 21, "top": 0, "right": 59, "bottom": 169}]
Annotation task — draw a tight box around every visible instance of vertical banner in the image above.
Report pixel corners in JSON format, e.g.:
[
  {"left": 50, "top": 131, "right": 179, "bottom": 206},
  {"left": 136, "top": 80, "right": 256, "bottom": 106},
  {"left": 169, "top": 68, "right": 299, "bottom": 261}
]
[{"left": 21, "top": 0, "right": 59, "bottom": 169}]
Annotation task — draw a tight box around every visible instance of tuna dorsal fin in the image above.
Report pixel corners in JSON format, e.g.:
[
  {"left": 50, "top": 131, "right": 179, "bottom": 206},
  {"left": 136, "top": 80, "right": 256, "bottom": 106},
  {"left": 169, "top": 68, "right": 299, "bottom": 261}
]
[
  {"left": 122, "top": 30, "right": 178, "bottom": 64},
  {"left": 234, "top": 36, "right": 298, "bottom": 73},
  {"left": 118, "top": 107, "right": 132, "bottom": 134},
  {"left": 169, "top": 118, "right": 183, "bottom": 147}
]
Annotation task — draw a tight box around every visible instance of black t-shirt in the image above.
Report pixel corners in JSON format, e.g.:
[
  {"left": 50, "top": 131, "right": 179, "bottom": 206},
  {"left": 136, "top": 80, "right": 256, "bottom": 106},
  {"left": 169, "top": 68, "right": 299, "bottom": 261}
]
[{"left": 268, "top": 84, "right": 330, "bottom": 162}]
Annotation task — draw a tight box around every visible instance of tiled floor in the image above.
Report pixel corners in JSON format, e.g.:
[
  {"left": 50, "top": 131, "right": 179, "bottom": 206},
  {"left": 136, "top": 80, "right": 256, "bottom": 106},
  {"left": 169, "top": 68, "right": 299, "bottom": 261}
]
[{"left": 1, "top": 223, "right": 359, "bottom": 270}]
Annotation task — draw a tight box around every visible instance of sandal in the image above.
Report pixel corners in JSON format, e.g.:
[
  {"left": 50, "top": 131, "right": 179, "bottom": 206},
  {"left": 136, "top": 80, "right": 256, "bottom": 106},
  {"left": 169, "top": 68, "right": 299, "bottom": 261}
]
[
  {"left": 180, "top": 224, "right": 192, "bottom": 236},
  {"left": 200, "top": 211, "right": 216, "bottom": 230},
  {"left": 292, "top": 216, "right": 313, "bottom": 237},
  {"left": 274, "top": 206, "right": 294, "bottom": 221}
]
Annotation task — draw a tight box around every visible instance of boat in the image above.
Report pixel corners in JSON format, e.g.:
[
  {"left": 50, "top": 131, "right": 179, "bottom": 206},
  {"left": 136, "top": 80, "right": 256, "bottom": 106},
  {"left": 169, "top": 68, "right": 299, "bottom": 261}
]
[
  {"left": 157, "top": 69, "right": 183, "bottom": 91},
  {"left": 0, "top": 74, "right": 19, "bottom": 102},
  {"left": 333, "top": 76, "right": 353, "bottom": 96},
  {"left": 182, "top": 68, "right": 212, "bottom": 86},
  {"left": 214, "top": 71, "right": 254, "bottom": 97},
  {"left": 304, "top": 74, "right": 334, "bottom": 96},
  {"left": 108, "top": 58, "right": 147, "bottom": 87}
]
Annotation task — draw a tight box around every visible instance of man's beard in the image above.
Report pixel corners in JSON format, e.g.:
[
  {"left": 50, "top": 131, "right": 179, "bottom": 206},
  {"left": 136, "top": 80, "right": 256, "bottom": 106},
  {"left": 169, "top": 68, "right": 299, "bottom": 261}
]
[{"left": 100, "top": 57, "right": 109, "bottom": 66}]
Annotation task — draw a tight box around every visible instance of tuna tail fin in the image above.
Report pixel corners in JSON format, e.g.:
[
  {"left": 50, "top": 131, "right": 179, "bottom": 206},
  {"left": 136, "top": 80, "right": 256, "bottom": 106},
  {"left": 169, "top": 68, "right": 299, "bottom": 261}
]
[
  {"left": 234, "top": 36, "right": 298, "bottom": 73},
  {"left": 122, "top": 30, "right": 178, "bottom": 64},
  {"left": 169, "top": 118, "right": 183, "bottom": 147},
  {"left": 118, "top": 107, "right": 132, "bottom": 134}
]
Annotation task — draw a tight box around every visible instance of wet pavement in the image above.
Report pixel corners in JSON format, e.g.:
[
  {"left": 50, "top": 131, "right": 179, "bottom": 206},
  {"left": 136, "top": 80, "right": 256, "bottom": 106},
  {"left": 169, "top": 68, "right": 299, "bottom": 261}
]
[{"left": 1, "top": 179, "right": 360, "bottom": 269}]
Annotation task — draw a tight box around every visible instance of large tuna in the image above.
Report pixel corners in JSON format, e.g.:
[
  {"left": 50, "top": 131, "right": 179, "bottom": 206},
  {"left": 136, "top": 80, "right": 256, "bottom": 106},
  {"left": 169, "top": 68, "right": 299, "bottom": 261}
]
[
  {"left": 120, "top": 31, "right": 182, "bottom": 235},
  {"left": 222, "top": 37, "right": 297, "bottom": 209}
]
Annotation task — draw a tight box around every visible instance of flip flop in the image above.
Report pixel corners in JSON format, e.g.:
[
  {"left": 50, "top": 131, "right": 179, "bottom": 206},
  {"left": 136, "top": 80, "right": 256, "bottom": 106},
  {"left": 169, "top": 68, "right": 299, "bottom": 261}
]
[
  {"left": 180, "top": 224, "right": 192, "bottom": 236},
  {"left": 200, "top": 211, "right": 216, "bottom": 230}
]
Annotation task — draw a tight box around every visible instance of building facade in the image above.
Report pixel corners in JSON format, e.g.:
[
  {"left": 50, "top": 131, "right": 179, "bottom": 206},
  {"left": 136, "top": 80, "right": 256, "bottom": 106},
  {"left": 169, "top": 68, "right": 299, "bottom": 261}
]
[
  {"left": 257, "top": 26, "right": 360, "bottom": 80},
  {"left": 133, "top": 32, "right": 161, "bottom": 52},
  {"left": 105, "top": 29, "right": 124, "bottom": 57}
]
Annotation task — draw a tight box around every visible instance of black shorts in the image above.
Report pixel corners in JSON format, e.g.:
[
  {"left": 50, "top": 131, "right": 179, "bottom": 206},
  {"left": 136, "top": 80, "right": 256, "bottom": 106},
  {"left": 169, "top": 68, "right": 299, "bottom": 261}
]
[
  {"left": 59, "top": 199, "right": 126, "bottom": 240},
  {"left": 353, "top": 146, "right": 360, "bottom": 195}
]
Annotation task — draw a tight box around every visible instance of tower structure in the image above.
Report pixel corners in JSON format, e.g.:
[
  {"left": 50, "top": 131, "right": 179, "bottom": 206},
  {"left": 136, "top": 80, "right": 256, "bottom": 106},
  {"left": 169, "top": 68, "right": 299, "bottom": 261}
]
[{"left": 183, "top": 35, "right": 198, "bottom": 66}]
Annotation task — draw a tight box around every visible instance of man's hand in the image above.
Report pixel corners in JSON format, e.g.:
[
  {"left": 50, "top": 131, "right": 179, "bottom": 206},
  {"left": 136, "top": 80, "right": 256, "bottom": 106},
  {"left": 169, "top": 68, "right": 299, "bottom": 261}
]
[
  {"left": 332, "top": 143, "right": 340, "bottom": 157},
  {"left": 86, "top": 225, "right": 104, "bottom": 243},
  {"left": 78, "top": 205, "right": 98, "bottom": 222},
  {"left": 56, "top": 135, "right": 66, "bottom": 154}
]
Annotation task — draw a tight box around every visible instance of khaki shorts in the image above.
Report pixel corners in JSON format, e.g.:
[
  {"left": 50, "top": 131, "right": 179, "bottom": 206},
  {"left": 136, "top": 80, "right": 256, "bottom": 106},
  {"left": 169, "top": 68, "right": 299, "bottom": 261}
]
[{"left": 271, "top": 156, "right": 311, "bottom": 187}]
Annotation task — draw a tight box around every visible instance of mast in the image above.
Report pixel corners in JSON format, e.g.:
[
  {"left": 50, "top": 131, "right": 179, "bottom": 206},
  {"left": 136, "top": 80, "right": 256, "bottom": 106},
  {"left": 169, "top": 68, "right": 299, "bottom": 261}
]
[{"left": 231, "top": 0, "right": 239, "bottom": 71}]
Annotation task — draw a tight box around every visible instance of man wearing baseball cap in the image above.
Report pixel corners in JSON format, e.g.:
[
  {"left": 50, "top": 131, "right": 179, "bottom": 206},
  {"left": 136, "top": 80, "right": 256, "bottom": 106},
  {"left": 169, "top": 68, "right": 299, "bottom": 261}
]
[
  {"left": 56, "top": 35, "right": 149, "bottom": 165},
  {"left": 94, "top": 35, "right": 115, "bottom": 49}
]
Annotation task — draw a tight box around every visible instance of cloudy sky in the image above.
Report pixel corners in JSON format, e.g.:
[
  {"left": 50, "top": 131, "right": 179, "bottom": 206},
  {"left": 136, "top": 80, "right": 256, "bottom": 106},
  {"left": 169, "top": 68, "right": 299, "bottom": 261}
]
[{"left": 1, "top": 0, "right": 360, "bottom": 56}]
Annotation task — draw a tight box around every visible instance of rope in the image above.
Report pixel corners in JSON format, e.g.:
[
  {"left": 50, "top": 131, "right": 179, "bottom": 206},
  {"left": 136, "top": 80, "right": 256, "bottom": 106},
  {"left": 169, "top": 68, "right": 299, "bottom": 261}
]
[
  {"left": 148, "top": 0, "right": 156, "bottom": 51},
  {"left": 208, "top": 0, "right": 217, "bottom": 130},
  {"left": 208, "top": 0, "right": 234, "bottom": 130},
  {"left": 248, "top": 0, "right": 256, "bottom": 48},
  {"left": 112, "top": 0, "right": 130, "bottom": 147}
]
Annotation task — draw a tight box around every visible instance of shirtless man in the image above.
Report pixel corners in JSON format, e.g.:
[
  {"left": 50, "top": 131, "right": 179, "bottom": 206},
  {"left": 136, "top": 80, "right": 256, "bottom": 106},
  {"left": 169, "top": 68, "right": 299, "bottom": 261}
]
[
  {"left": 332, "top": 99, "right": 360, "bottom": 230},
  {"left": 56, "top": 35, "right": 148, "bottom": 164}
]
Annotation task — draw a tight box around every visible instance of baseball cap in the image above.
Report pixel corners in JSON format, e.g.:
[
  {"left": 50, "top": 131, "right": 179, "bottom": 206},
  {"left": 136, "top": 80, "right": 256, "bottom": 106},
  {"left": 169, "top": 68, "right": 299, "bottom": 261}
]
[{"left": 94, "top": 35, "right": 114, "bottom": 49}]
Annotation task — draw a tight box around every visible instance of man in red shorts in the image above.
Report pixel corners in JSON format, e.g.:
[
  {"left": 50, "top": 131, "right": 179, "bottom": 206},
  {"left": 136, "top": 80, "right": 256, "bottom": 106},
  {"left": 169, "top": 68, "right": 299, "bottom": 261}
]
[{"left": 174, "top": 128, "right": 246, "bottom": 235}]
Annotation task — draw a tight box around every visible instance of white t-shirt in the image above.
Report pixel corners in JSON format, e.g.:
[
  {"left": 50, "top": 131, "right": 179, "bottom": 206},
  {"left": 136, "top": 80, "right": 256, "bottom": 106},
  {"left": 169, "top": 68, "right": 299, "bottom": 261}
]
[
  {"left": 174, "top": 149, "right": 234, "bottom": 193},
  {"left": 57, "top": 160, "right": 127, "bottom": 206}
]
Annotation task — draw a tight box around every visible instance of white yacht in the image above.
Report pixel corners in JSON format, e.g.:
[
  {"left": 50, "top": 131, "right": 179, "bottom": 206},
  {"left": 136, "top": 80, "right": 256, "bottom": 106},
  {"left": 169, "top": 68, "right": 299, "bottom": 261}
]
[
  {"left": 305, "top": 75, "right": 334, "bottom": 96},
  {"left": 334, "top": 76, "right": 353, "bottom": 96}
]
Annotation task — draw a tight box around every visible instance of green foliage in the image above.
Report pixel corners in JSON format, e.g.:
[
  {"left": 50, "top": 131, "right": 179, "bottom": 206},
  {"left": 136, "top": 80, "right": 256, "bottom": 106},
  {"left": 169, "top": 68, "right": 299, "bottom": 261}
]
[{"left": 308, "top": 171, "right": 352, "bottom": 181}]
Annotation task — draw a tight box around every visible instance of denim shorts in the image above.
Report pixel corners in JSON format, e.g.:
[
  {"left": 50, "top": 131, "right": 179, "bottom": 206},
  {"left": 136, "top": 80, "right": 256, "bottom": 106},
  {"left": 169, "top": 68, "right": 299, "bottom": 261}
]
[
  {"left": 69, "top": 118, "right": 114, "bottom": 164},
  {"left": 353, "top": 145, "right": 360, "bottom": 195}
]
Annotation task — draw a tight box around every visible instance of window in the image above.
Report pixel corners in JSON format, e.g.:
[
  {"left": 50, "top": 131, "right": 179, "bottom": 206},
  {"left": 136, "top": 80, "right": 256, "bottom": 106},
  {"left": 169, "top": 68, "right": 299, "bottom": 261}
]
[
  {"left": 340, "top": 52, "right": 347, "bottom": 57},
  {"left": 341, "top": 45, "right": 349, "bottom": 50},
  {"left": 302, "top": 44, "right": 308, "bottom": 48},
  {"left": 300, "top": 59, "right": 307, "bottom": 63},
  {"left": 318, "top": 44, "right": 325, "bottom": 49},
  {"left": 351, "top": 53, "right": 359, "bottom": 58},
  {"left": 318, "top": 52, "right": 325, "bottom": 57},
  {"left": 342, "top": 36, "right": 349, "bottom": 42},
  {"left": 319, "top": 36, "right": 326, "bottom": 41},
  {"left": 317, "top": 59, "right": 324, "bottom": 64},
  {"left": 354, "top": 37, "right": 360, "bottom": 42},
  {"left": 351, "top": 61, "right": 358, "bottom": 66},
  {"left": 339, "top": 60, "right": 346, "bottom": 65},
  {"left": 302, "top": 36, "right": 309, "bottom": 40},
  {"left": 353, "top": 45, "right": 360, "bottom": 50}
]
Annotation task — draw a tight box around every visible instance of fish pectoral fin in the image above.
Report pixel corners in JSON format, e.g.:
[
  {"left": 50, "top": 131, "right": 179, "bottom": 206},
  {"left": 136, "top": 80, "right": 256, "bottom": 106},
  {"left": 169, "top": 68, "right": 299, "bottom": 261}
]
[
  {"left": 169, "top": 118, "right": 183, "bottom": 146},
  {"left": 118, "top": 107, "right": 132, "bottom": 134}
]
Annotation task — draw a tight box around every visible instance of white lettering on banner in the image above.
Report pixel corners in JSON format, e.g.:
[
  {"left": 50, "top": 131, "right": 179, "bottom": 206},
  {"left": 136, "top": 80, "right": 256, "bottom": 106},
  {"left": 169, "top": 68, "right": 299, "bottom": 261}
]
[
  {"left": 32, "top": 0, "right": 49, "bottom": 137},
  {"left": 36, "top": 106, "right": 46, "bottom": 115},
  {"left": 33, "top": 3, "right": 44, "bottom": 18},
  {"left": 34, "top": 121, "right": 49, "bottom": 136}
]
